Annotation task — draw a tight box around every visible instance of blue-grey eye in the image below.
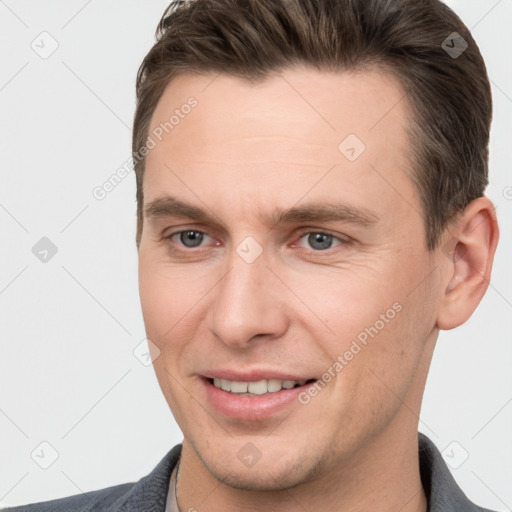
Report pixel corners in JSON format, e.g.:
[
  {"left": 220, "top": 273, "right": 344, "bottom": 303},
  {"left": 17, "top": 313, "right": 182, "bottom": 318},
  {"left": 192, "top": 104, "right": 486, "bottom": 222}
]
[
  {"left": 297, "top": 232, "right": 343, "bottom": 251},
  {"left": 307, "top": 233, "right": 333, "bottom": 250},
  {"left": 179, "top": 230, "right": 204, "bottom": 248}
]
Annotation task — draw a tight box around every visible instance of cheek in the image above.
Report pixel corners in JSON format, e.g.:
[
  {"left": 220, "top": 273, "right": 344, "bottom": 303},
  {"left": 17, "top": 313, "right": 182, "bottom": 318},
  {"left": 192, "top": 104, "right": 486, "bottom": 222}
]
[
  {"left": 139, "top": 258, "right": 197, "bottom": 332},
  {"left": 138, "top": 259, "right": 220, "bottom": 372},
  {"left": 349, "top": 283, "right": 437, "bottom": 412},
  {"left": 290, "top": 265, "right": 400, "bottom": 353},
  {"left": 138, "top": 272, "right": 171, "bottom": 339},
  {"left": 296, "top": 259, "right": 431, "bottom": 396}
]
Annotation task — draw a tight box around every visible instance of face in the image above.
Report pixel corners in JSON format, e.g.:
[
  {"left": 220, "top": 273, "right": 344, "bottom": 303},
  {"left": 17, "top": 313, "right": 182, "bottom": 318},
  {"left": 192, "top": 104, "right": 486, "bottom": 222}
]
[{"left": 138, "top": 67, "right": 442, "bottom": 490}]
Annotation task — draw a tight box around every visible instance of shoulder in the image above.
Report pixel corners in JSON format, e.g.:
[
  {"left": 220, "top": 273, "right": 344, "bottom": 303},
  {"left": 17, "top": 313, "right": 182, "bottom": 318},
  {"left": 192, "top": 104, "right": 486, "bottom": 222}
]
[
  {"left": 0, "top": 482, "right": 135, "bottom": 512},
  {"left": 2, "top": 444, "right": 182, "bottom": 512},
  {"left": 418, "top": 433, "right": 499, "bottom": 512}
]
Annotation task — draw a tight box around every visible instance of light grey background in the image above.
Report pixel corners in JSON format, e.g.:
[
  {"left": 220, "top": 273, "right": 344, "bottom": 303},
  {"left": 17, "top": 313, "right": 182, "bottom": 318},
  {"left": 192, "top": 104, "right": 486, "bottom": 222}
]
[{"left": 0, "top": 0, "right": 511, "bottom": 509}]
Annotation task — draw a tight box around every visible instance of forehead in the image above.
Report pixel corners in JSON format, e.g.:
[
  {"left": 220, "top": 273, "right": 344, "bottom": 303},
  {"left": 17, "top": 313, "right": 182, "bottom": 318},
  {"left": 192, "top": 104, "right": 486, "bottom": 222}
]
[
  {"left": 143, "top": 67, "right": 418, "bottom": 224},
  {"left": 147, "top": 66, "right": 409, "bottom": 155}
]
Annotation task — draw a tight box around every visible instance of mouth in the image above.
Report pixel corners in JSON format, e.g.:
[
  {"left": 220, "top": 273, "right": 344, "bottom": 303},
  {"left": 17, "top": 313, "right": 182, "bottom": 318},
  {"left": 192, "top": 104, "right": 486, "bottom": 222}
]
[
  {"left": 201, "top": 377, "right": 319, "bottom": 420},
  {"left": 206, "top": 377, "right": 317, "bottom": 396}
]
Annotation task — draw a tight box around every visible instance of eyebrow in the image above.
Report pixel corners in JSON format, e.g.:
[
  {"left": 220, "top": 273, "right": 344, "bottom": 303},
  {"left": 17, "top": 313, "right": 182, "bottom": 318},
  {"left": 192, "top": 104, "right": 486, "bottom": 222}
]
[{"left": 144, "top": 195, "right": 379, "bottom": 228}]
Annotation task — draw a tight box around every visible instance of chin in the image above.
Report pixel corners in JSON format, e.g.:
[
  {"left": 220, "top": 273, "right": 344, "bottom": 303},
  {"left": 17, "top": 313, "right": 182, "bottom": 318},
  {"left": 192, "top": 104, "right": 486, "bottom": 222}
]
[
  {"left": 209, "top": 460, "right": 313, "bottom": 492},
  {"left": 191, "top": 436, "right": 326, "bottom": 492}
]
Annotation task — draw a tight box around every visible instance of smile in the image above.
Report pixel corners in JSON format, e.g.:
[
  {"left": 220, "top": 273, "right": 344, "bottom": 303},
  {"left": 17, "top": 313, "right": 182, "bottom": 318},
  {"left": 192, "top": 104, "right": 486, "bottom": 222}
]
[
  {"left": 202, "top": 377, "right": 318, "bottom": 420},
  {"left": 210, "top": 378, "right": 315, "bottom": 395}
]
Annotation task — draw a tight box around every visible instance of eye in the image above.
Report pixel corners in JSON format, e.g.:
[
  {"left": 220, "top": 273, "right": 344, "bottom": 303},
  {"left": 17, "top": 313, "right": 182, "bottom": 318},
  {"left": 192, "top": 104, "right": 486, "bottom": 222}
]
[
  {"left": 295, "top": 231, "right": 345, "bottom": 251},
  {"left": 167, "top": 229, "right": 212, "bottom": 248}
]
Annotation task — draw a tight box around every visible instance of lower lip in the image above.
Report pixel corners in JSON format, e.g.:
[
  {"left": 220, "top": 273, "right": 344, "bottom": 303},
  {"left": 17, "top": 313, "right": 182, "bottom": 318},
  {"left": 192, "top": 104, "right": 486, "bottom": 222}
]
[{"left": 201, "top": 378, "right": 316, "bottom": 421}]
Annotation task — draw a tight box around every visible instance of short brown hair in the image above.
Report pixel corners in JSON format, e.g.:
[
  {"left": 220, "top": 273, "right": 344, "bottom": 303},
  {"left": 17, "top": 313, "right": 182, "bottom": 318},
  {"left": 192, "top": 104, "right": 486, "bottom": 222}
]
[{"left": 132, "top": 0, "right": 492, "bottom": 250}]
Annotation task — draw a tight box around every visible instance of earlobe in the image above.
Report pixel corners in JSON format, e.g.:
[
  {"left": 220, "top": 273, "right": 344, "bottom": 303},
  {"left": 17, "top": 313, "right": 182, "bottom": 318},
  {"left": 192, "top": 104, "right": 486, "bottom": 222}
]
[{"left": 436, "top": 196, "right": 499, "bottom": 330}]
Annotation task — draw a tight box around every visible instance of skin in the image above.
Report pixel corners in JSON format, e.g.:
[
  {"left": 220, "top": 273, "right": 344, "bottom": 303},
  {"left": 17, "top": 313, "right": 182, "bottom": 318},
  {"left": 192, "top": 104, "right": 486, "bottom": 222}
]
[{"left": 137, "top": 67, "right": 499, "bottom": 512}]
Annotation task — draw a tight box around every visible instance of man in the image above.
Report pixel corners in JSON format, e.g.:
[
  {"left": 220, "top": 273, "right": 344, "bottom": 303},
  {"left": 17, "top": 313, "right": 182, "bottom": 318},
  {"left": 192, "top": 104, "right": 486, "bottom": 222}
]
[{"left": 4, "top": 0, "right": 500, "bottom": 510}]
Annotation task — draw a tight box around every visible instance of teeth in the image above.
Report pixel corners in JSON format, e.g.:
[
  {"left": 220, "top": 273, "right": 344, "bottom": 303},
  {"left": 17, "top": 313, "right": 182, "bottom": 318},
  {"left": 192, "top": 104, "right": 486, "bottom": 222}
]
[
  {"left": 231, "top": 381, "right": 248, "bottom": 393},
  {"left": 267, "top": 379, "right": 282, "bottom": 392},
  {"left": 212, "top": 378, "right": 307, "bottom": 394},
  {"left": 220, "top": 379, "right": 231, "bottom": 392},
  {"left": 248, "top": 380, "right": 267, "bottom": 395}
]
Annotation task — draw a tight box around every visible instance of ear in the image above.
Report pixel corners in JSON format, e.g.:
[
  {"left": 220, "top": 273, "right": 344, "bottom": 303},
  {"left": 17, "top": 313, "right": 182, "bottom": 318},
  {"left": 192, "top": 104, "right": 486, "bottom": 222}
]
[{"left": 436, "top": 196, "right": 499, "bottom": 330}]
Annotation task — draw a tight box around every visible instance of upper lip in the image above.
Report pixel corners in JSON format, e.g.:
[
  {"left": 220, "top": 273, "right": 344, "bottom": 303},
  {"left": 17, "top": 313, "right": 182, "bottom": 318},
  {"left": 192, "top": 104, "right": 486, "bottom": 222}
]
[{"left": 201, "top": 369, "right": 317, "bottom": 382}]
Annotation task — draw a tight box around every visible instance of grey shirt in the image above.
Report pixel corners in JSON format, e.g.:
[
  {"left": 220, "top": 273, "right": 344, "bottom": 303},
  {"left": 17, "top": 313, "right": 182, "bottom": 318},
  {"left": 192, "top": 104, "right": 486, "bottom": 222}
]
[{"left": 2, "top": 433, "right": 498, "bottom": 511}]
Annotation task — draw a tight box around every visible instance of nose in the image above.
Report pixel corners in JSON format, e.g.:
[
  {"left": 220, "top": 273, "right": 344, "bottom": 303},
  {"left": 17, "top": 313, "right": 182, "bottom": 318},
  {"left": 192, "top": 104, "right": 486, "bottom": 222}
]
[{"left": 207, "top": 245, "right": 289, "bottom": 349}]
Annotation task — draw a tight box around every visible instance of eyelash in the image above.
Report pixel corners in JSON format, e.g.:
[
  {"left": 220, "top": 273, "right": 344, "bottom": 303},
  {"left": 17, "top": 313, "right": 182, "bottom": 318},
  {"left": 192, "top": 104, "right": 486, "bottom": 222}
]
[{"left": 163, "top": 228, "right": 351, "bottom": 253}]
